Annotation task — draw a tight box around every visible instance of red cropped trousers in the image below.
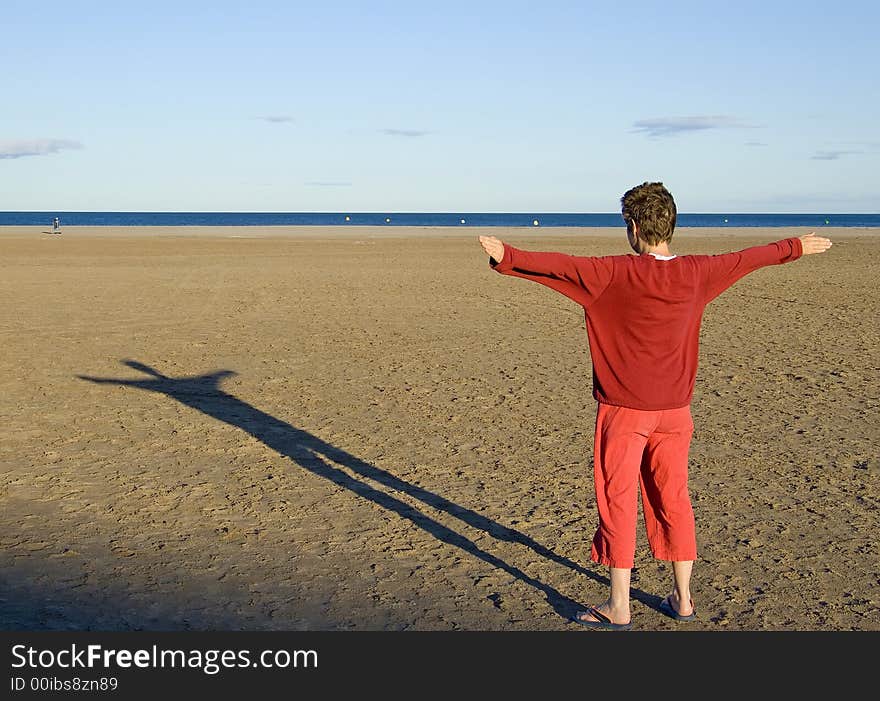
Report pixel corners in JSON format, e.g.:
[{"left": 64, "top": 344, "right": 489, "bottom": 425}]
[{"left": 590, "top": 403, "right": 697, "bottom": 569}]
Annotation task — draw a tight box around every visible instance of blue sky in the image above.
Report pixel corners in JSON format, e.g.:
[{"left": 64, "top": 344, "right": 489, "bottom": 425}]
[{"left": 1, "top": 0, "right": 877, "bottom": 212}]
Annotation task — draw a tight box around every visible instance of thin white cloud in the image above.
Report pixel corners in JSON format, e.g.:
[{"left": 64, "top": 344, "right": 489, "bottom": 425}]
[
  {"left": 258, "top": 115, "right": 295, "bottom": 123},
  {"left": 305, "top": 181, "right": 352, "bottom": 187},
  {"left": 0, "top": 139, "right": 82, "bottom": 159},
  {"left": 745, "top": 141, "right": 768, "bottom": 147},
  {"left": 381, "top": 128, "right": 429, "bottom": 137},
  {"left": 811, "top": 150, "right": 861, "bottom": 160},
  {"left": 631, "top": 116, "right": 751, "bottom": 138}
]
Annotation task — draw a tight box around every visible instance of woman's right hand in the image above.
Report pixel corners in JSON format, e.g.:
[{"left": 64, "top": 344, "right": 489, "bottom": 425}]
[{"left": 799, "top": 232, "right": 833, "bottom": 255}]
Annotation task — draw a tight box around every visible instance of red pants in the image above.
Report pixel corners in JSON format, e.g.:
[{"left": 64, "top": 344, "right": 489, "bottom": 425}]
[{"left": 590, "top": 403, "right": 697, "bottom": 569}]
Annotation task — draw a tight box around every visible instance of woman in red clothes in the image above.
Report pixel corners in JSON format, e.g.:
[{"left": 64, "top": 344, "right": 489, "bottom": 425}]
[{"left": 479, "top": 182, "right": 832, "bottom": 629}]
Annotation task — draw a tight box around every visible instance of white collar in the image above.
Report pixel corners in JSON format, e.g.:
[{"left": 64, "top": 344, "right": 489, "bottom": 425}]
[{"left": 648, "top": 252, "right": 677, "bottom": 260}]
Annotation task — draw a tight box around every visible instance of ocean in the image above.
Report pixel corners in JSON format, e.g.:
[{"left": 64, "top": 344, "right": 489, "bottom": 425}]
[{"left": 1, "top": 212, "right": 878, "bottom": 228}]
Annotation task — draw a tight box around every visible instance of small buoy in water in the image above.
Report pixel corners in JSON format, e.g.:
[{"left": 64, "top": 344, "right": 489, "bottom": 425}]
[
  {"left": 724, "top": 218, "right": 728, "bottom": 223},
  {"left": 460, "top": 218, "right": 466, "bottom": 224},
  {"left": 345, "top": 215, "right": 351, "bottom": 222},
  {"left": 385, "top": 217, "right": 391, "bottom": 223},
  {"left": 533, "top": 219, "right": 539, "bottom": 226},
  {"left": 825, "top": 219, "right": 830, "bottom": 225}
]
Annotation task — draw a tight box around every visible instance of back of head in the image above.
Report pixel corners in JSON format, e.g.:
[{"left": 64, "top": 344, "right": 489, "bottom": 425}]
[{"left": 620, "top": 182, "right": 677, "bottom": 244}]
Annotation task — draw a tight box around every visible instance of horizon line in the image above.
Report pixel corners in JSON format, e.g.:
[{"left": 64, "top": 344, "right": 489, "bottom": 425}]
[{"left": 1, "top": 210, "right": 877, "bottom": 215}]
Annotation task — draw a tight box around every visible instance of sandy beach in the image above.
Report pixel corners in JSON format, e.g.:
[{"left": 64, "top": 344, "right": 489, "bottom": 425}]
[{"left": 1, "top": 225, "right": 877, "bottom": 631}]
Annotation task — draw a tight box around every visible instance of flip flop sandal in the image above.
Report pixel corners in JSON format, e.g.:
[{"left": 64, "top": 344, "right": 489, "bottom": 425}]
[
  {"left": 572, "top": 606, "right": 633, "bottom": 631},
  {"left": 659, "top": 596, "right": 697, "bottom": 622}
]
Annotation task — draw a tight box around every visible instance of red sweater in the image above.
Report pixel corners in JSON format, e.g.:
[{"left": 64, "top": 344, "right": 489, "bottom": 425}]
[{"left": 491, "top": 238, "right": 803, "bottom": 410}]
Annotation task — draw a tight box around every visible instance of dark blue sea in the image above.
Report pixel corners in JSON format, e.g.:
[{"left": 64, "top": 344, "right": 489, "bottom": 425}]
[{"left": 1, "top": 212, "right": 877, "bottom": 227}]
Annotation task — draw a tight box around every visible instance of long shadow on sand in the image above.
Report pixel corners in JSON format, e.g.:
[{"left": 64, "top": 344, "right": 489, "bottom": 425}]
[{"left": 78, "top": 360, "right": 660, "bottom": 624}]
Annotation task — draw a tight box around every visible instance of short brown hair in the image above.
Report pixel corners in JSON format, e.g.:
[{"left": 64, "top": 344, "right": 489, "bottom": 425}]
[{"left": 620, "top": 182, "right": 677, "bottom": 244}]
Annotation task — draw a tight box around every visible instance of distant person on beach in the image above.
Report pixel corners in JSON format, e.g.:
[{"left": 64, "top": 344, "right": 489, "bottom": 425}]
[
  {"left": 478, "top": 181, "right": 832, "bottom": 630},
  {"left": 53, "top": 217, "right": 61, "bottom": 234}
]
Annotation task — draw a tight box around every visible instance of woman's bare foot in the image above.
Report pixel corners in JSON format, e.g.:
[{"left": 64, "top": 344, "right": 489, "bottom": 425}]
[
  {"left": 660, "top": 592, "right": 697, "bottom": 621},
  {"left": 668, "top": 590, "right": 694, "bottom": 617}
]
